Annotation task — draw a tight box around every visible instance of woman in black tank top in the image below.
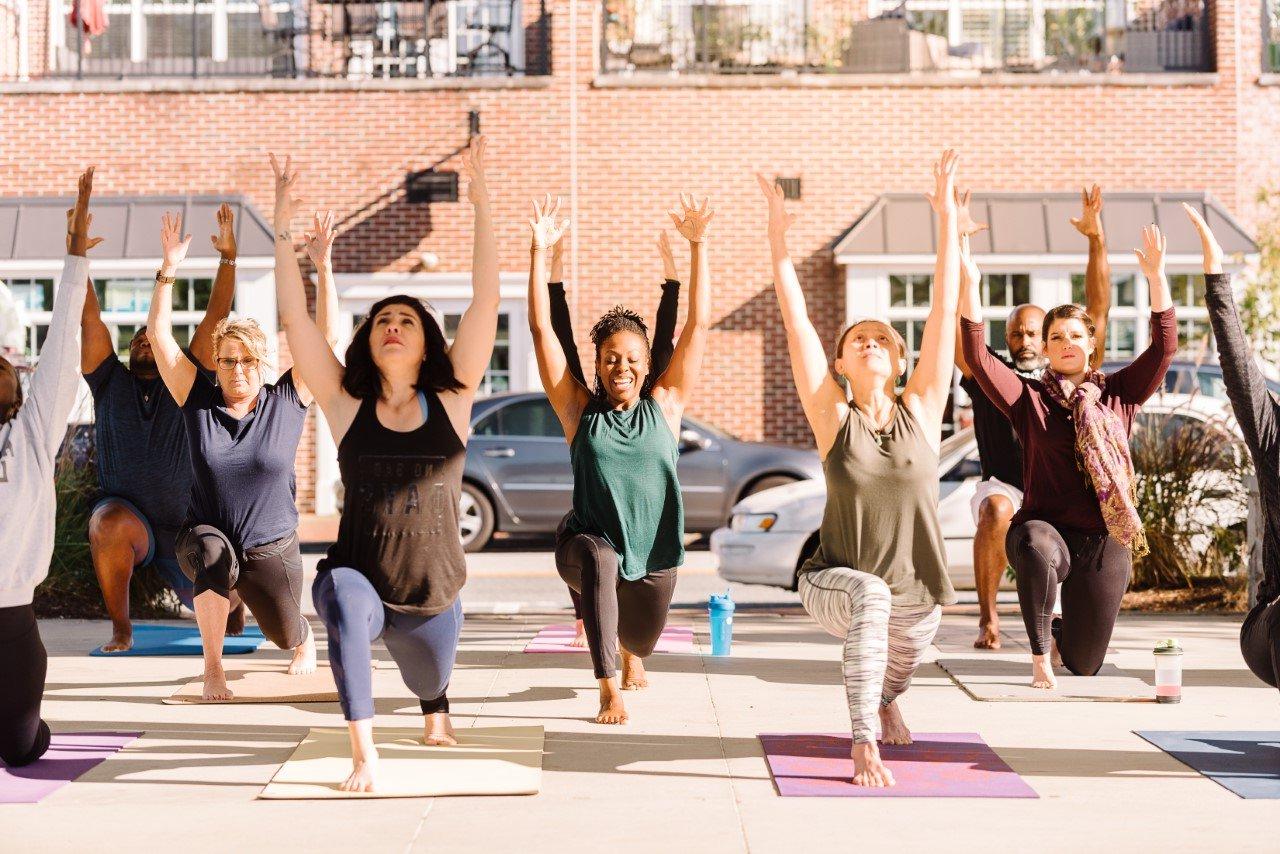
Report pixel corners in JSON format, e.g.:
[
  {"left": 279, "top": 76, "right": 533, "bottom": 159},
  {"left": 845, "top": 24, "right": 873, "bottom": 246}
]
[{"left": 269, "top": 140, "right": 500, "bottom": 794}]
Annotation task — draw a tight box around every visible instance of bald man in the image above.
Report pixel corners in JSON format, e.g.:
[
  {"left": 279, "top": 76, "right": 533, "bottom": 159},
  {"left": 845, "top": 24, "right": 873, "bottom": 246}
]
[{"left": 955, "top": 186, "right": 1111, "bottom": 649}]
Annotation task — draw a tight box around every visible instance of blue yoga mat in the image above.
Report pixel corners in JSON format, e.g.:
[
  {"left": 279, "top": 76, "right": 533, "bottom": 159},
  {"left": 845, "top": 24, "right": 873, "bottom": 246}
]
[
  {"left": 90, "top": 624, "right": 266, "bottom": 657},
  {"left": 1135, "top": 731, "right": 1280, "bottom": 799}
]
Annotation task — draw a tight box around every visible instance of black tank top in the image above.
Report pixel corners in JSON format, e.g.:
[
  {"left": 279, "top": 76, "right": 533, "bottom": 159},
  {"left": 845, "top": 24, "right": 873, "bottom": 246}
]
[{"left": 319, "top": 389, "right": 467, "bottom": 616}]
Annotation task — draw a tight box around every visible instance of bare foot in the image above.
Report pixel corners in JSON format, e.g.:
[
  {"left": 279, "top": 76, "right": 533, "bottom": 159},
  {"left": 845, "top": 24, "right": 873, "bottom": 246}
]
[
  {"left": 621, "top": 650, "right": 649, "bottom": 690},
  {"left": 596, "top": 679, "right": 629, "bottom": 724},
  {"left": 851, "top": 740, "right": 896, "bottom": 787},
  {"left": 423, "top": 712, "right": 458, "bottom": 746},
  {"left": 568, "top": 619, "right": 589, "bottom": 648},
  {"left": 99, "top": 627, "right": 133, "bottom": 654},
  {"left": 1051, "top": 636, "right": 1064, "bottom": 669},
  {"left": 878, "top": 700, "right": 913, "bottom": 745},
  {"left": 1031, "top": 653, "right": 1057, "bottom": 689},
  {"left": 225, "top": 597, "right": 246, "bottom": 636},
  {"left": 340, "top": 755, "right": 378, "bottom": 793},
  {"left": 973, "top": 619, "right": 1001, "bottom": 650},
  {"left": 288, "top": 623, "right": 317, "bottom": 675},
  {"left": 202, "top": 667, "right": 234, "bottom": 701}
]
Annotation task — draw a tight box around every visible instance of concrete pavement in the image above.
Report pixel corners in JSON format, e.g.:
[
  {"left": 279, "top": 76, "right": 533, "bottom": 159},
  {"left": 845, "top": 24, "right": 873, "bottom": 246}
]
[{"left": 7, "top": 608, "right": 1279, "bottom": 853}]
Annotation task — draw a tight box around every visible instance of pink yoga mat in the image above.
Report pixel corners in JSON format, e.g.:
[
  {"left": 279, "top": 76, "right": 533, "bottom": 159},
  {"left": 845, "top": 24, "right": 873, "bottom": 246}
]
[
  {"left": 0, "top": 732, "right": 140, "bottom": 804},
  {"left": 759, "top": 732, "right": 1038, "bottom": 798},
  {"left": 523, "top": 624, "right": 695, "bottom": 654}
]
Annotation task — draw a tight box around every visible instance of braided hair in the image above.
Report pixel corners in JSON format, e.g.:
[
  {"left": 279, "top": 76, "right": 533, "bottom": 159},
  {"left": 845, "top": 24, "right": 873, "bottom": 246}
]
[{"left": 589, "top": 305, "right": 653, "bottom": 399}]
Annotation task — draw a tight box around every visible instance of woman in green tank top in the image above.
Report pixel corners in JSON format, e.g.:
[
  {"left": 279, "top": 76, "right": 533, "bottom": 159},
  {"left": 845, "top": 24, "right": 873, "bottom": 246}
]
[
  {"left": 527, "top": 193, "right": 714, "bottom": 726},
  {"left": 756, "top": 153, "right": 964, "bottom": 788}
]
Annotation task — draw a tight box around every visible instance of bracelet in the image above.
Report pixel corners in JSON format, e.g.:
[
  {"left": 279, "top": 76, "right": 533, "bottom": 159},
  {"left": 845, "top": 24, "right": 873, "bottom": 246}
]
[
  {"left": 219, "top": 256, "right": 237, "bottom": 267},
  {"left": 155, "top": 271, "right": 176, "bottom": 285}
]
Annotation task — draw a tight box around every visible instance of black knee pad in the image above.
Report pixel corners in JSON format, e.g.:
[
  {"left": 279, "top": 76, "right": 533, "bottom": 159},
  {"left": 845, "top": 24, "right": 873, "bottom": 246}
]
[
  {"left": 1, "top": 719, "right": 51, "bottom": 767},
  {"left": 177, "top": 525, "right": 239, "bottom": 598},
  {"left": 419, "top": 692, "right": 450, "bottom": 715}
]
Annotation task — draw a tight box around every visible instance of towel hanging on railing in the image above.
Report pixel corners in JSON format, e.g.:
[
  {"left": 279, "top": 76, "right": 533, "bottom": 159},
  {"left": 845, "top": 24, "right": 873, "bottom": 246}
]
[{"left": 69, "top": 0, "right": 109, "bottom": 38}]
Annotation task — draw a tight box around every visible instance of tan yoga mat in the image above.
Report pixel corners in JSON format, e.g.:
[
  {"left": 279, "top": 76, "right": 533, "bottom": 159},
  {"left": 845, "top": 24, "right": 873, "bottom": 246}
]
[
  {"left": 938, "top": 658, "right": 1153, "bottom": 702},
  {"left": 258, "top": 726, "right": 544, "bottom": 799},
  {"left": 163, "top": 663, "right": 340, "bottom": 704}
]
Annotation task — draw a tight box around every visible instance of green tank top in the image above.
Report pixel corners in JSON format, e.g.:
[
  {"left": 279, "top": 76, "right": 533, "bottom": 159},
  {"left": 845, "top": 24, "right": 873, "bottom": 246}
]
[
  {"left": 566, "top": 396, "right": 685, "bottom": 581},
  {"left": 800, "top": 399, "right": 956, "bottom": 608}
]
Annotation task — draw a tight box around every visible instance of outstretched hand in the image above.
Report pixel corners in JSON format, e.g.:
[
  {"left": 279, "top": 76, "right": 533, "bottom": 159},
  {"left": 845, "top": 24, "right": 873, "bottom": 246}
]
[
  {"left": 160, "top": 211, "right": 193, "bottom": 271},
  {"left": 669, "top": 194, "right": 714, "bottom": 244},
  {"left": 460, "top": 134, "right": 489, "bottom": 205},
  {"left": 1182, "top": 202, "right": 1223, "bottom": 275},
  {"left": 268, "top": 153, "right": 303, "bottom": 231},
  {"left": 756, "top": 173, "right": 797, "bottom": 242},
  {"left": 66, "top": 167, "right": 104, "bottom": 256},
  {"left": 657, "top": 231, "right": 678, "bottom": 280},
  {"left": 211, "top": 202, "right": 237, "bottom": 258},
  {"left": 954, "top": 188, "right": 987, "bottom": 238},
  {"left": 529, "top": 195, "right": 570, "bottom": 251},
  {"left": 1134, "top": 224, "right": 1167, "bottom": 281},
  {"left": 925, "top": 149, "right": 959, "bottom": 215},
  {"left": 1070, "top": 184, "right": 1104, "bottom": 238},
  {"left": 303, "top": 210, "right": 338, "bottom": 269}
]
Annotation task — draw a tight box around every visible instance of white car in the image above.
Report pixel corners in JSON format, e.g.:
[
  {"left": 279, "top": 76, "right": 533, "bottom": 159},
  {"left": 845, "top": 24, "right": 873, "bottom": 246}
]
[{"left": 711, "top": 393, "right": 1245, "bottom": 592}]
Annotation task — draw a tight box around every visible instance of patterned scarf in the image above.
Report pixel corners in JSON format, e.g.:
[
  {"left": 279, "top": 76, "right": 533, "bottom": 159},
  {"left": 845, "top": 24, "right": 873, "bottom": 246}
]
[{"left": 1043, "top": 369, "right": 1148, "bottom": 558}]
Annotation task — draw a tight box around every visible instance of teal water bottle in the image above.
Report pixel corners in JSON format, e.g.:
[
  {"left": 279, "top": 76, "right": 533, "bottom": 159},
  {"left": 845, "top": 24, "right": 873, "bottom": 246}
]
[{"left": 708, "top": 591, "right": 735, "bottom": 656}]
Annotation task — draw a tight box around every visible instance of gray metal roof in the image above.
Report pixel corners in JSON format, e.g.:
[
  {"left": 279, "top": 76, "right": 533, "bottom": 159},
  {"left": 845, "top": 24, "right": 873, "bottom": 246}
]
[
  {"left": 0, "top": 195, "right": 275, "bottom": 261},
  {"left": 834, "top": 192, "right": 1259, "bottom": 259}
]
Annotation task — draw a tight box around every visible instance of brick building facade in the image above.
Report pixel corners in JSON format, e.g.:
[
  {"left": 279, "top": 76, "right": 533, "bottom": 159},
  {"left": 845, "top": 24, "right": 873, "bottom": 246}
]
[{"left": 1, "top": 0, "right": 1277, "bottom": 514}]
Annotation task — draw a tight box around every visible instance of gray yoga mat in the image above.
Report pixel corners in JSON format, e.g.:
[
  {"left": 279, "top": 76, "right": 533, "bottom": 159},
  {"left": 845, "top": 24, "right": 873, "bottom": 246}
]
[{"left": 938, "top": 658, "right": 1152, "bottom": 702}]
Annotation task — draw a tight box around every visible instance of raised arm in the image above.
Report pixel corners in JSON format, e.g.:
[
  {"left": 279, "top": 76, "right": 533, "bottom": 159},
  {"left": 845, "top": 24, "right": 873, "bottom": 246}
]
[
  {"left": 309, "top": 214, "right": 340, "bottom": 350},
  {"left": 650, "top": 230, "right": 681, "bottom": 380},
  {"left": 1071, "top": 184, "right": 1111, "bottom": 368},
  {"left": 1185, "top": 203, "right": 1276, "bottom": 454},
  {"left": 444, "top": 135, "right": 501, "bottom": 395},
  {"left": 959, "top": 237, "right": 1024, "bottom": 415},
  {"left": 528, "top": 195, "right": 587, "bottom": 439},
  {"left": 1109, "top": 224, "right": 1176, "bottom": 402},
  {"left": 902, "top": 150, "right": 961, "bottom": 430},
  {"left": 952, "top": 188, "right": 988, "bottom": 378},
  {"left": 27, "top": 168, "right": 99, "bottom": 458},
  {"left": 80, "top": 276, "right": 114, "bottom": 374},
  {"left": 546, "top": 233, "right": 588, "bottom": 388},
  {"left": 651, "top": 195, "right": 713, "bottom": 410},
  {"left": 190, "top": 203, "right": 238, "bottom": 371},
  {"left": 146, "top": 212, "right": 197, "bottom": 406},
  {"left": 754, "top": 173, "right": 846, "bottom": 453}
]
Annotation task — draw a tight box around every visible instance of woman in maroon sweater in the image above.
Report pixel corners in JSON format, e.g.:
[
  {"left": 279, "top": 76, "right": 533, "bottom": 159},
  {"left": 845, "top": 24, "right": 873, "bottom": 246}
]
[{"left": 960, "top": 227, "right": 1176, "bottom": 689}]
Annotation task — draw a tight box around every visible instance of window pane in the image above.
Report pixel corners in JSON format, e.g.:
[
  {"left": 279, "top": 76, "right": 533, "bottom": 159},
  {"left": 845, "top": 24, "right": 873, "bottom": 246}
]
[
  {"left": 192, "top": 278, "right": 213, "bottom": 310},
  {"left": 114, "top": 324, "right": 140, "bottom": 356},
  {"left": 890, "top": 276, "right": 908, "bottom": 308},
  {"left": 8, "top": 278, "right": 54, "bottom": 312},
  {"left": 1178, "top": 319, "right": 1211, "bottom": 353},
  {"left": 1070, "top": 274, "right": 1086, "bottom": 305},
  {"left": 443, "top": 311, "right": 510, "bottom": 395},
  {"left": 474, "top": 411, "right": 500, "bottom": 436},
  {"left": 497, "top": 399, "right": 564, "bottom": 438},
  {"left": 1190, "top": 275, "right": 1206, "bottom": 308},
  {"left": 174, "top": 325, "right": 194, "bottom": 348},
  {"left": 1107, "top": 319, "right": 1136, "bottom": 357},
  {"left": 103, "top": 279, "right": 151, "bottom": 312},
  {"left": 911, "top": 276, "right": 933, "bottom": 307},
  {"left": 987, "top": 274, "right": 1008, "bottom": 307},
  {"left": 1011, "top": 274, "right": 1030, "bottom": 305},
  {"left": 987, "top": 319, "right": 1007, "bottom": 350},
  {"left": 1115, "top": 275, "right": 1136, "bottom": 307}
]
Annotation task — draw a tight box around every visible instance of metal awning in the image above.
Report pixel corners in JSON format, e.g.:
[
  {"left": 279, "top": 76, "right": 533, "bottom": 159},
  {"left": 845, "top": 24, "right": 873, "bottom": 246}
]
[{"left": 834, "top": 192, "right": 1258, "bottom": 266}]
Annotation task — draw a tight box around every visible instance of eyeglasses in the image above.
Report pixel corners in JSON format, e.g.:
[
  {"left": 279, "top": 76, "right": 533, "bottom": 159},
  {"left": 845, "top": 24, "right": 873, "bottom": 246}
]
[{"left": 216, "top": 357, "right": 259, "bottom": 373}]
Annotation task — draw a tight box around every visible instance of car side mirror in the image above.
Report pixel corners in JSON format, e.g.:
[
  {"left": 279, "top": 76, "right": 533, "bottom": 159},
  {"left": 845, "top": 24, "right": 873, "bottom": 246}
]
[{"left": 679, "top": 429, "right": 711, "bottom": 453}]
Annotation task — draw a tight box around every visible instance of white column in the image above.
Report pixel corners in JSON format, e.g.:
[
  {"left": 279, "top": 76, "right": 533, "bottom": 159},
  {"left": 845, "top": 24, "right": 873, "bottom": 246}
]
[
  {"left": 131, "top": 0, "right": 146, "bottom": 63},
  {"left": 16, "top": 0, "right": 29, "bottom": 80},
  {"left": 212, "top": 0, "right": 228, "bottom": 62},
  {"left": 234, "top": 271, "right": 280, "bottom": 366},
  {"left": 1028, "top": 0, "right": 1045, "bottom": 64}
]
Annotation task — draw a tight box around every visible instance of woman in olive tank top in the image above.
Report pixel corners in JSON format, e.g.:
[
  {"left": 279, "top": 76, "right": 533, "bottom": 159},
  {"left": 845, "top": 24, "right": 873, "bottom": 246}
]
[
  {"left": 270, "top": 139, "right": 500, "bottom": 794},
  {"left": 756, "top": 155, "right": 962, "bottom": 788},
  {"left": 527, "top": 193, "right": 714, "bottom": 725}
]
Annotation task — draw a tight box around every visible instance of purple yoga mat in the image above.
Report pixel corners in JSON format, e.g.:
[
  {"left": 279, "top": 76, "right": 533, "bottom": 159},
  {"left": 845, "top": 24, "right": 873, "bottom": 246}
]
[
  {"left": 759, "top": 732, "right": 1038, "bottom": 798},
  {"left": 0, "top": 732, "right": 140, "bottom": 804}
]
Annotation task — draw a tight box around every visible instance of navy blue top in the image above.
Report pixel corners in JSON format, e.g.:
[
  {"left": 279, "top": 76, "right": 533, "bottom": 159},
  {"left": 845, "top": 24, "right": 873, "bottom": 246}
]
[{"left": 180, "top": 368, "right": 308, "bottom": 549}]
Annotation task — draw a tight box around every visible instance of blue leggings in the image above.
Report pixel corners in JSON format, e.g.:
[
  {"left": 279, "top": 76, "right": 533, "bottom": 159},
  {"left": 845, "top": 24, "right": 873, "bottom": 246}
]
[{"left": 313, "top": 567, "right": 462, "bottom": 721}]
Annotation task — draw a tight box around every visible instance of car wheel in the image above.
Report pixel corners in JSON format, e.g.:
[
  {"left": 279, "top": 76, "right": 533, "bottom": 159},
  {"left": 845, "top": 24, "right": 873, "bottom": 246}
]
[
  {"left": 459, "top": 483, "right": 496, "bottom": 553},
  {"left": 742, "top": 474, "right": 799, "bottom": 500}
]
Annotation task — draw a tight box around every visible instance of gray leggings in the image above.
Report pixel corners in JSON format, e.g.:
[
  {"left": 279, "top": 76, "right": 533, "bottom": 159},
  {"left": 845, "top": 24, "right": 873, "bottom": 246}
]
[
  {"left": 1007, "top": 521, "right": 1132, "bottom": 675},
  {"left": 554, "top": 528, "right": 678, "bottom": 679}
]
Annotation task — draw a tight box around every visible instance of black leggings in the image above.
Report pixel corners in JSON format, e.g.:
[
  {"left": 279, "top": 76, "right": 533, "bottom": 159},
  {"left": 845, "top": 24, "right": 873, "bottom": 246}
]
[
  {"left": 1007, "top": 521, "right": 1132, "bottom": 675},
  {"left": 1241, "top": 595, "right": 1280, "bottom": 688},
  {"left": 0, "top": 604, "right": 51, "bottom": 767},
  {"left": 555, "top": 527, "right": 678, "bottom": 679},
  {"left": 176, "top": 525, "right": 308, "bottom": 650}
]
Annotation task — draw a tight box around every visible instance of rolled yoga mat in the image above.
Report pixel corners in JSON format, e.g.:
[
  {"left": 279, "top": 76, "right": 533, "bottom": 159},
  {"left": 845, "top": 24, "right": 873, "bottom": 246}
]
[
  {"left": 0, "top": 732, "right": 140, "bottom": 804},
  {"left": 523, "top": 624, "right": 694, "bottom": 654},
  {"left": 758, "top": 732, "right": 1037, "bottom": 798},
  {"left": 90, "top": 624, "right": 265, "bottom": 657},
  {"left": 1134, "top": 731, "right": 1280, "bottom": 799},
  {"left": 163, "top": 663, "right": 339, "bottom": 704},
  {"left": 259, "top": 725, "right": 545, "bottom": 799},
  {"left": 937, "top": 658, "right": 1151, "bottom": 702}
]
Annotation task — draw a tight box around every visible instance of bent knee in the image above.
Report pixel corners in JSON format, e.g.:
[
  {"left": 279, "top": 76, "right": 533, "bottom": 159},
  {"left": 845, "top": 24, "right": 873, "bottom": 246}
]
[
  {"left": 1007, "top": 522, "right": 1063, "bottom": 565},
  {"left": 88, "top": 503, "right": 146, "bottom": 546},
  {"left": 977, "top": 495, "right": 1015, "bottom": 531}
]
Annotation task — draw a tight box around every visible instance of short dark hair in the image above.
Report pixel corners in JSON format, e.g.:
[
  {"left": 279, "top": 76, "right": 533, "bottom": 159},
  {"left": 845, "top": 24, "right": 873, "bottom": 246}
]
[
  {"left": 589, "top": 306, "right": 652, "bottom": 398},
  {"left": 1042, "top": 304, "right": 1096, "bottom": 343},
  {"left": 0, "top": 356, "right": 22, "bottom": 425},
  {"left": 341, "top": 295, "right": 464, "bottom": 400}
]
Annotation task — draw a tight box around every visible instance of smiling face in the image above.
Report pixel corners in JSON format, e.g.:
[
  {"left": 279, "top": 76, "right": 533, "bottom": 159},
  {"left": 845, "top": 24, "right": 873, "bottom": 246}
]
[
  {"left": 215, "top": 338, "right": 263, "bottom": 405},
  {"left": 595, "top": 330, "right": 650, "bottom": 406},
  {"left": 0, "top": 356, "right": 20, "bottom": 424},
  {"left": 369, "top": 302, "right": 428, "bottom": 375},
  {"left": 1045, "top": 316, "right": 1095, "bottom": 376},
  {"left": 835, "top": 320, "right": 904, "bottom": 388},
  {"left": 128, "top": 327, "right": 158, "bottom": 379}
]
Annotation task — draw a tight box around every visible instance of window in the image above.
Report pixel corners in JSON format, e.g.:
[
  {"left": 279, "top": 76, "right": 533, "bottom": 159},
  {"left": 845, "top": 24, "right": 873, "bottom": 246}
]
[
  {"left": 488, "top": 398, "right": 563, "bottom": 438},
  {"left": 1071, "top": 272, "right": 1136, "bottom": 308},
  {"left": 6, "top": 278, "right": 54, "bottom": 312},
  {"left": 983, "top": 273, "right": 1030, "bottom": 308},
  {"left": 889, "top": 274, "right": 932, "bottom": 307},
  {"left": 444, "top": 312, "right": 510, "bottom": 395},
  {"left": 1107, "top": 318, "right": 1137, "bottom": 358}
]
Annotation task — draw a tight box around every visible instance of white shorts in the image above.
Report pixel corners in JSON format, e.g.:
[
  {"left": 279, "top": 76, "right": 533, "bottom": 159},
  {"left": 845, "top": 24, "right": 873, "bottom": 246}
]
[{"left": 970, "top": 477, "right": 1025, "bottom": 527}]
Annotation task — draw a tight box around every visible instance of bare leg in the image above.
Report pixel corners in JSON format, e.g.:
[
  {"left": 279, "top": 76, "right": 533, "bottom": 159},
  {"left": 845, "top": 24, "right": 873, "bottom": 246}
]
[
  {"left": 423, "top": 712, "right": 457, "bottom": 746},
  {"left": 341, "top": 719, "right": 378, "bottom": 792},
  {"left": 851, "top": 741, "right": 895, "bottom": 787},
  {"left": 88, "top": 503, "right": 150, "bottom": 653},
  {"left": 1031, "top": 653, "right": 1057, "bottom": 689},
  {"left": 225, "top": 593, "right": 245, "bottom": 635},
  {"left": 878, "top": 700, "right": 913, "bottom": 745},
  {"left": 194, "top": 590, "right": 233, "bottom": 701},
  {"left": 569, "top": 618, "right": 588, "bottom": 648},
  {"left": 288, "top": 621, "right": 317, "bottom": 675},
  {"left": 620, "top": 648, "right": 648, "bottom": 690},
  {"left": 973, "top": 495, "right": 1014, "bottom": 650},
  {"left": 596, "top": 676, "right": 628, "bottom": 724}
]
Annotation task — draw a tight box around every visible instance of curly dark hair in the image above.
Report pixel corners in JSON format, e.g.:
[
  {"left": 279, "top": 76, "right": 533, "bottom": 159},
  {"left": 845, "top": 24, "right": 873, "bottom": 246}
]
[
  {"left": 0, "top": 356, "right": 22, "bottom": 425},
  {"left": 589, "top": 305, "right": 653, "bottom": 398},
  {"left": 341, "top": 295, "right": 465, "bottom": 400}
]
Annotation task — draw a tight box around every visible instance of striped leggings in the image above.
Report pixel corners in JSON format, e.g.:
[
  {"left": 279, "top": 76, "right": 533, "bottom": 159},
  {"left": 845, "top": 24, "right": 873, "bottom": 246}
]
[{"left": 798, "top": 567, "right": 942, "bottom": 744}]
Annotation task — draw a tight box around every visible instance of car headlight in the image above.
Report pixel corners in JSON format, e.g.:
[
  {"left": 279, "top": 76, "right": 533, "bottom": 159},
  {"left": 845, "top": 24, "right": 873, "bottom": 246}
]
[{"left": 731, "top": 513, "right": 777, "bottom": 532}]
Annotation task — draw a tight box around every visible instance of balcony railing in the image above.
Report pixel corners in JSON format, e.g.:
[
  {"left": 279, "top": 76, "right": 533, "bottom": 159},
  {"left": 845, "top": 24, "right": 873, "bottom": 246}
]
[
  {"left": 600, "top": 0, "right": 1213, "bottom": 76},
  {"left": 2, "top": 0, "right": 549, "bottom": 81}
]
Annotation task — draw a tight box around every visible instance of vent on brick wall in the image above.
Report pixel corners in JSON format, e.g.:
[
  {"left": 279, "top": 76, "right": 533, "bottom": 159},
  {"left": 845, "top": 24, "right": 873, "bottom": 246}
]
[
  {"left": 406, "top": 170, "right": 459, "bottom": 204},
  {"left": 776, "top": 177, "right": 801, "bottom": 200}
]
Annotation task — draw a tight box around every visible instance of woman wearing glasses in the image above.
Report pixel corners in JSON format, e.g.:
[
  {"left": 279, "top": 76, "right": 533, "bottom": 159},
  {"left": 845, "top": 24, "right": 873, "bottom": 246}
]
[{"left": 147, "top": 211, "right": 328, "bottom": 701}]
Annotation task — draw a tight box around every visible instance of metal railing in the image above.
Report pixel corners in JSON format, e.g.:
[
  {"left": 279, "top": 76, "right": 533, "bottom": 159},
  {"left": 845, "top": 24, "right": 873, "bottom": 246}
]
[
  {"left": 600, "top": 0, "right": 1214, "bottom": 76},
  {"left": 1267, "top": 0, "right": 1280, "bottom": 71},
  {"left": 10, "top": 0, "right": 549, "bottom": 80}
]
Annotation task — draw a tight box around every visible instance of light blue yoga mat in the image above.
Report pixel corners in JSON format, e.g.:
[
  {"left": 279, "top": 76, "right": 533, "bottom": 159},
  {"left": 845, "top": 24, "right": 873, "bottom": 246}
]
[
  {"left": 90, "top": 624, "right": 265, "bottom": 657},
  {"left": 1135, "top": 731, "right": 1280, "bottom": 799}
]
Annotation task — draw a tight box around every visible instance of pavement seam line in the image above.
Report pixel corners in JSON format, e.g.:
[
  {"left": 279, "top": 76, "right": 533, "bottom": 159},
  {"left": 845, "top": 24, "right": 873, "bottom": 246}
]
[
  {"left": 405, "top": 800, "right": 435, "bottom": 853},
  {"left": 695, "top": 618, "right": 753, "bottom": 854}
]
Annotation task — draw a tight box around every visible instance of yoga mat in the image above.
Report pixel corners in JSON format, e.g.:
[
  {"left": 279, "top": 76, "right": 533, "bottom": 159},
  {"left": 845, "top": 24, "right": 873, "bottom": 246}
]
[
  {"left": 90, "top": 624, "right": 265, "bottom": 657},
  {"left": 1135, "top": 731, "right": 1280, "bottom": 799},
  {"left": 163, "top": 663, "right": 339, "bottom": 704},
  {"left": 938, "top": 658, "right": 1151, "bottom": 702},
  {"left": 523, "top": 624, "right": 694, "bottom": 654},
  {"left": 259, "top": 726, "right": 544, "bottom": 799},
  {"left": 0, "top": 732, "right": 140, "bottom": 804},
  {"left": 759, "top": 732, "right": 1037, "bottom": 798}
]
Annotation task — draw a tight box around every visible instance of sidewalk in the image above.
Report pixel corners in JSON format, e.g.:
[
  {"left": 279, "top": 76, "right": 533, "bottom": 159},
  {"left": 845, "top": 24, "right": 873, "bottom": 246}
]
[{"left": 8, "top": 610, "right": 1276, "bottom": 853}]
